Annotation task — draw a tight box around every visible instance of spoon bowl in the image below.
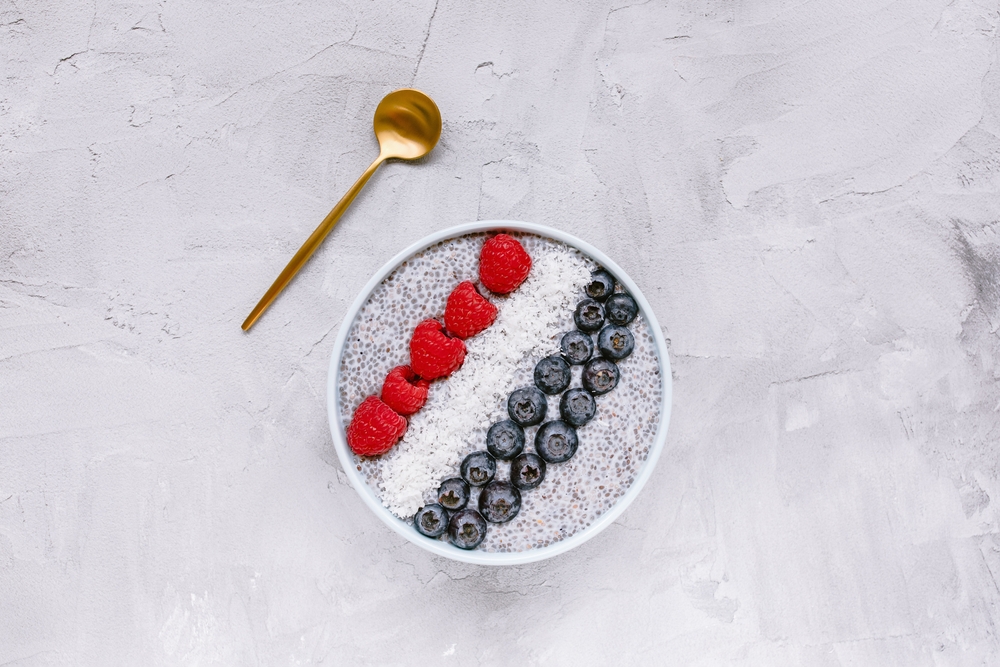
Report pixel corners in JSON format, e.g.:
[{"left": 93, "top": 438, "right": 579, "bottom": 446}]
[
  {"left": 374, "top": 89, "right": 442, "bottom": 160},
  {"left": 242, "top": 89, "right": 442, "bottom": 331}
]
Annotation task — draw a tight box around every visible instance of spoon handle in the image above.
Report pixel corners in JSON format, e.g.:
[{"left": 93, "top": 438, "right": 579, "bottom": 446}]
[{"left": 242, "top": 155, "right": 384, "bottom": 331}]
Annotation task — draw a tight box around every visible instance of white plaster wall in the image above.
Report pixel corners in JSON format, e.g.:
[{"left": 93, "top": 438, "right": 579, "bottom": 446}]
[{"left": 3, "top": 0, "right": 1000, "bottom": 664}]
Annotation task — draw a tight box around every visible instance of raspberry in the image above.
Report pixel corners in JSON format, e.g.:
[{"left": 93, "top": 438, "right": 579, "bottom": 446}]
[
  {"left": 380, "top": 365, "right": 430, "bottom": 415},
  {"left": 444, "top": 281, "right": 498, "bottom": 339},
  {"left": 409, "top": 319, "right": 467, "bottom": 380},
  {"left": 478, "top": 233, "right": 532, "bottom": 294},
  {"left": 346, "top": 396, "right": 407, "bottom": 456}
]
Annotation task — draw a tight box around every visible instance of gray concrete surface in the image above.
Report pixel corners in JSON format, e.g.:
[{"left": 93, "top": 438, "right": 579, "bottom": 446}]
[{"left": 3, "top": 0, "right": 1000, "bottom": 664}]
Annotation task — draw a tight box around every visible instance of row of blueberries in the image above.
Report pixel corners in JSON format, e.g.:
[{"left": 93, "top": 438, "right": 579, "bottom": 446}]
[{"left": 413, "top": 269, "right": 638, "bottom": 550}]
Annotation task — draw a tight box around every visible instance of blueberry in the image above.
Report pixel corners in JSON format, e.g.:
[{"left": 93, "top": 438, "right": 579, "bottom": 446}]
[
  {"left": 605, "top": 293, "right": 638, "bottom": 326},
  {"left": 510, "top": 452, "right": 547, "bottom": 490},
  {"left": 574, "top": 298, "right": 605, "bottom": 332},
  {"left": 559, "top": 387, "right": 596, "bottom": 427},
  {"left": 585, "top": 269, "right": 616, "bottom": 302},
  {"left": 508, "top": 386, "right": 547, "bottom": 426},
  {"left": 486, "top": 420, "right": 525, "bottom": 460},
  {"left": 535, "top": 420, "right": 579, "bottom": 463},
  {"left": 448, "top": 509, "right": 488, "bottom": 549},
  {"left": 560, "top": 330, "right": 594, "bottom": 365},
  {"left": 597, "top": 324, "right": 634, "bottom": 361},
  {"left": 478, "top": 481, "right": 522, "bottom": 523},
  {"left": 534, "top": 355, "right": 571, "bottom": 395},
  {"left": 460, "top": 451, "right": 496, "bottom": 487},
  {"left": 582, "top": 358, "right": 620, "bottom": 395},
  {"left": 414, "top": 503, "right": 448, "bottom": 538},
  {"left": 437, "top": 477, "right": 470, "bottom": 511}
]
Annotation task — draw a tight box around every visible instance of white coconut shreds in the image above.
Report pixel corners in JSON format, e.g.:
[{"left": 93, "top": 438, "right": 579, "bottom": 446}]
[{"left": 377, "top": 244, "right": 592, "bottom": 517}]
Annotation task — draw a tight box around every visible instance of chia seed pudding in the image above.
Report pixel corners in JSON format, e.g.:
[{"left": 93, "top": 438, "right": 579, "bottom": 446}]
[{"left": 337, "top": 232, "right": 663, "bottom": 553}]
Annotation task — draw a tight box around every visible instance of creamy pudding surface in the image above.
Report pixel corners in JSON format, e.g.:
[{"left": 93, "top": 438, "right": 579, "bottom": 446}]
[{"left": 337, "top": 232, "right": 663, "bottom": 553}]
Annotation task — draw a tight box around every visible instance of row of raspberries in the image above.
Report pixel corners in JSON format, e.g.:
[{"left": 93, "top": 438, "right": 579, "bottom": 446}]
[{"left": 346, "top": 234, "right": 533, "bottom": 456}]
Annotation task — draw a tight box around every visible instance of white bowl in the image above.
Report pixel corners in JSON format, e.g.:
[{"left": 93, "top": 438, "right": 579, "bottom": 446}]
[{"left": 326, "top": 221, "right": 672, "bottom": 565}]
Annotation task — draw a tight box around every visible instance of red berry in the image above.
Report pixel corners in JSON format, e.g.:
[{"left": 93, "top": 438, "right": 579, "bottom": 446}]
[
  {"left": 381, "top": 365, "right": 430, "bottom": 415},
  {"left": 444, "top": 281, "right": 498, "bottom": 339},
  {"left": 479, "top": 233, "right": 532, "bottom": 294},
  {"left": 346, "top": 396, "right": 407, "bottom": 456},
  {"left": 409, "top": 319, "right": 467, "bottom": 380}
]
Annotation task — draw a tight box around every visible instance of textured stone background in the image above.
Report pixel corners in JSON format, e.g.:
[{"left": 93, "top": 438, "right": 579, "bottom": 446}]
[{"left": 3, "top": 0, "right": 1000, "bottom": 664}]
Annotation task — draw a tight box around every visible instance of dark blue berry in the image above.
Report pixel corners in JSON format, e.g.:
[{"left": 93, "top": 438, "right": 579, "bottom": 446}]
[
  {"left": 582, "top": 357, "right": 620, "bottom": 395},
  {"left": 460, "top": 451, "right": 496, "bottom": 487},
  {"left": 560, "top": 330, "right": 593, "bottom": 365},
  {"left": 478, "top": 481, "right": 522, "bottom": 523},
  {"left": 414, "top": 504, "right": 448, "bottom": 537},
  {"left": 437, "top": 477, "right": 470, "bottom": 511},
  {"left": 605, "top": 293, "right": 638, "bottom": 326},
  {"left": 510, "top": 453, "right": 546, "bottom": 490},
  {"left": 534, "top": 355, "right": 571, "bottom": 395},
  {"left": 508, "top": 386, "right": 547, "bottom": 426},
  {"left": 560, "top": 388, "right": 596, "bottom": 427},
  {"left": 486, "top": 420, "right": 525, "bottom": 460},
  {"left": 535, "top": 420, "right": 579, "bottom": 463},
  {"left": 585, "top": 269, "right": 616, "bottom": 302},
  {"left": 574, "top": 298, "right": 605, "bottom": 332},
  {"left": 597, "top": 324, "right": 634, "bottom": 361},
  {"left": 448, "top": 509, "right": 487, "bottom": 549}
]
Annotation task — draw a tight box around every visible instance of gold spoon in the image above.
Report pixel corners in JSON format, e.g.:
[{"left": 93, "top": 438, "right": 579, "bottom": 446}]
[{"left": 242, "top": 88, "right": 442, "bottom": 331}]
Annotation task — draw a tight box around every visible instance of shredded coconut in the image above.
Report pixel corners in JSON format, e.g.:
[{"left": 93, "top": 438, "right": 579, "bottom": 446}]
[{"left": 377, "top": 244, "right": 592, "bottom": 516}]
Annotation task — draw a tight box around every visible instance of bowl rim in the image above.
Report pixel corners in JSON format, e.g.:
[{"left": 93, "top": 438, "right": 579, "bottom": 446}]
[{"left": 326, "top": 220, "right": 672, "bottom": 565}]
